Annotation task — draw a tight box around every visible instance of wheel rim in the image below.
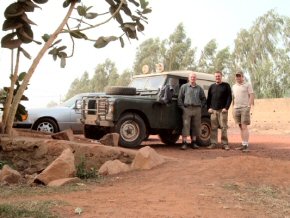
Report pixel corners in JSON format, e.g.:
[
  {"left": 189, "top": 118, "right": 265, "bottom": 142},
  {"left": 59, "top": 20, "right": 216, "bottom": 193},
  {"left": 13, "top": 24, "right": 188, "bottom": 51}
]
[
  {"left": 200, "top": 122, "right": 210, "bottom": 140},
  {"left": 37, "top": 122, "right": 54, "bottom": 133},
  {"left": 120, "top": 120, "right": 140, "bottom": 142}
]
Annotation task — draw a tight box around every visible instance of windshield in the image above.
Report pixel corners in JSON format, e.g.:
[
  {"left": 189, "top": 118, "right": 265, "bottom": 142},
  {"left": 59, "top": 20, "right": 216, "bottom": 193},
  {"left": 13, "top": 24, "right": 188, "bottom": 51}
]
[
  {"left": 129, "top": 75, "right": 166, "bottom": 91},
  {"left": 60, "top": 94, "right": 82, "bottom": 108}
]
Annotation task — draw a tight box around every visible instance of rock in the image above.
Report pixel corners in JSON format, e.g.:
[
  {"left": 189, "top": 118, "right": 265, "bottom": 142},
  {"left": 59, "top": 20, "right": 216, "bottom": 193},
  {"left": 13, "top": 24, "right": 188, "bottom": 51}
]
[
  {"left": 0, "top": 165, "right": 21, "bottom": 184},
  {"left": 34, "top": 148, "right": 76, "bottom": 185},
  {"left": 131, "top": 146, "right": 165, "bottom": 170},
  {"left": 51, "top": 129, "right": 74, "bottom": 141},
  {"left": 99, "top": 159, "right": 130, "bottom": 175},
  {"left": 99, "top": 133, "right": 120, "bottom": 147},
  {"left": 47, "top": 177, "right": 81, "bottom": 187}
]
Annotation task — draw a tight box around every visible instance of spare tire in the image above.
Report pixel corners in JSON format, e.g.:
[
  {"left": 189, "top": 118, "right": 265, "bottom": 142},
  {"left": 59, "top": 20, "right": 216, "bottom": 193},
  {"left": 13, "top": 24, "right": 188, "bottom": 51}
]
[{"left": 105, "top": 86, "right": 136, "bottom": 95}]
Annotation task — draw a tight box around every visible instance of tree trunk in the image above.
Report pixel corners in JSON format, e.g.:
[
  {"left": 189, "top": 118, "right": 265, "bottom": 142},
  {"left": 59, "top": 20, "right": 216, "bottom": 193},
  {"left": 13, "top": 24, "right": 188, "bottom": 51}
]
[
  {"left": 4, "top": 2, "right": 76, "bottom": 135},
  {"left": 1, "top": 49, "right": 20, "bottom": 134}
]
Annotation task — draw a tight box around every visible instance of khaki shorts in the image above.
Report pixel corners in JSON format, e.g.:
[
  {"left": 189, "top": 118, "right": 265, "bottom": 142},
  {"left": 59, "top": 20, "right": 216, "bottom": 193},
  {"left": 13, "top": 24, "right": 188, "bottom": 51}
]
[{"left": 233, "top": 107, "right": 251, "bottom": 125}]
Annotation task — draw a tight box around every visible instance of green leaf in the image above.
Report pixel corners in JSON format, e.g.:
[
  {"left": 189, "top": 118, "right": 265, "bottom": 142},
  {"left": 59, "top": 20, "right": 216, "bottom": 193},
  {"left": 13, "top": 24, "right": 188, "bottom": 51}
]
[
  {"left": 1, "top": 32, "right": 22, "bottom": 49},
  {"left": 85, "top": 12, "right": 98, "bottom": 19},
  {"left": 19, "top": 47, "right": 31, "bottom": 59},
  {"left": 57, "top": 46, "right": 67, "bottom": 52},
  {"left": 60, "top": 56, "right": 66, "bottom": 68},
  {"left": 137, "top": 22, "right": 144, "bottom": 32},
  {"left": 32, "top": 0, "right": 49, "bottom": 4},
  {"left": 18, "top": 72, "right": 26, "bottom": 81},
  {"left": 127, "top": 0, "right": 139, "bottom": 7},
  {"left": 42, "top": 33, "right": 50, "bottom": 42},
  {"left": 22, "top": 0, "right": 40, "bottom": 12},
  {"left": 142, "top": 8, "right": 152, "bottom": 14},
  {"left": 58, "top": 51, "right": 68, "bottom": 58},
  {"left": 4, "top": 3, "right": 25, "bottom": 18},
  {"left": 70, "top": 30, "right": 88, "bottom": 39},
  {"left": 2, "top": 18, "right": 23, "bottom": 31},
  {"left": 63, "top": 0, "right": 70, "bottom": 8},
  {"left": 17, "top": 25, "right": 34, "bottom": 44},
  {"left": 139, "top": 0, "right": 149, "bottom": 9},
  {"left": 20, "top": 13, "right": 37, "bottom": 25},
  {"left": 94, "top": 36, "right": 118, "bottom": 48},
  {"left": 77, "top": 5, "right": 86, "bottom": 16},
  {"left": 51, "top": 39, "right": 62, "bottom": 47},
  {"left": 119, "top": 36, "right": 124, "bottom": 48}
]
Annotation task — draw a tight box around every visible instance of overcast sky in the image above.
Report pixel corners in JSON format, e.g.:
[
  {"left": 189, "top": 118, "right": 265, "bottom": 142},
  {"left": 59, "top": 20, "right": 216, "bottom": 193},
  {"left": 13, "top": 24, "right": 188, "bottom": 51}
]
[{"left": 0, "top": 0, "right": 288, "bottom": 108}]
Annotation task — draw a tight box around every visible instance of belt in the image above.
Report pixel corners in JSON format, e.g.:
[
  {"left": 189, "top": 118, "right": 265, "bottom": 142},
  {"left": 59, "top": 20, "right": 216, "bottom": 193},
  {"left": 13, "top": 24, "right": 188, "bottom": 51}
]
[{"left": 184, "top": 105, "right": 200, "bottom": 107}]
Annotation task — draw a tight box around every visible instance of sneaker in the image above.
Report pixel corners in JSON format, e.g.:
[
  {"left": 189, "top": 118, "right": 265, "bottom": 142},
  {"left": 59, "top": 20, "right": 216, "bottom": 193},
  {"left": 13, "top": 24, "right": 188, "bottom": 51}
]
[
  {"left": 223, "top": 144, "right": 230, "bottom": 151},
  {"left": 235, "top": 145, "right": 244, "bottom": 150},
  {"left": 191, "top": 142, "right": 199, "bottom": 149},
  {"left": 180, "top": 143, "right": 188, "bottom": 150},
  {"left": 207, "top": 144, "right": 216, "bottom": 149}
]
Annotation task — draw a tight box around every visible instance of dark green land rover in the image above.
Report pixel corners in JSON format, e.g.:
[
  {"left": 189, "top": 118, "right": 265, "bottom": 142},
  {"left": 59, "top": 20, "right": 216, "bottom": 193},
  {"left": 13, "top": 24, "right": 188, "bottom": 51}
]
[{"left": 80, "top": 71, "right": 215, "bottom": 148}]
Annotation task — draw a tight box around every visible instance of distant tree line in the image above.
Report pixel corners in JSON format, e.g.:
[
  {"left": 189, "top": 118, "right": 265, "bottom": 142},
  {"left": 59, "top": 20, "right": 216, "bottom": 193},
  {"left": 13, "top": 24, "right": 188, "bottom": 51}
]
[
  {"left": 65, "top": 59, "right": 132, "bottom": 100},
  {"left": 66, "top": 10, "right": 290, "bottom": 99}
]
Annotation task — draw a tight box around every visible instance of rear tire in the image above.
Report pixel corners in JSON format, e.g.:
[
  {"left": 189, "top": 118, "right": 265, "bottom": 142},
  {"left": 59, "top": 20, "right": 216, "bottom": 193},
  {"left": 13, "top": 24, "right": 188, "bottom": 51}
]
[
  {"left": 158, "top": 129, "right": 180, "bottom": 145},
  {"left": 196, "top": 117, "right": 211, "bottom": 146}
]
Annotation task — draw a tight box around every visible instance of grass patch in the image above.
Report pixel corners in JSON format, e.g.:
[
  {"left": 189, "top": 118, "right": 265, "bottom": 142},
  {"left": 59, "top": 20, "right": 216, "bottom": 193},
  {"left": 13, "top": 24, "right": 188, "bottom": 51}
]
[
  {"left": 0, "top": 160, "right": 13, "bottom": 170},
  {"left": 221, "top": 183, "right": 290, "bottom": 216},
  {"left": 76, "top": 157, "right": 102, "bottom": 180},
  {"left": 0, "top": 200, "right": 61, "bottom": 218},
  {"left": 222, "top": 183, "right": 240, "bottom": 191},
  {"left": 0, "top": 183, "right": 87, "bottom": 198}
]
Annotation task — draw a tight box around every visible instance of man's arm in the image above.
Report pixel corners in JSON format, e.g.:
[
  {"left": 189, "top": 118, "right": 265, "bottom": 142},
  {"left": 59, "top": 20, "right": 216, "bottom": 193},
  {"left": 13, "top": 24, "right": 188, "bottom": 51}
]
[
  {"left": 249, "top": 93, "right": 254, "bottom": 107},
  {"left": 177, "top": 85, "right": 185, "bottom": 109},
  {"left": 206, "top": 85, "right": 212, "bottom": 109},
  {"left": 225, "top": 83, "right": 232, "bottom": 110}
]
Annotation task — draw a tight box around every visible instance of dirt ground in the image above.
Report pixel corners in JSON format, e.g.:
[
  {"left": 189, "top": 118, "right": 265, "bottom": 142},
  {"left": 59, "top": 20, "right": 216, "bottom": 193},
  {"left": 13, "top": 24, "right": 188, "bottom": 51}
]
[{"left": 2, "top": 125, "right": 290, "bottom": 218}]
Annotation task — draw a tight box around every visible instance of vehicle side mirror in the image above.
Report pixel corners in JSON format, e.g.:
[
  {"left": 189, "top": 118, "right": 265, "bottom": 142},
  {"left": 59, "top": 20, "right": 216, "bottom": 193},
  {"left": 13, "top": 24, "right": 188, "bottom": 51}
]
[{"left": 75, "top": 99, "right": 82, "bottom": 110}]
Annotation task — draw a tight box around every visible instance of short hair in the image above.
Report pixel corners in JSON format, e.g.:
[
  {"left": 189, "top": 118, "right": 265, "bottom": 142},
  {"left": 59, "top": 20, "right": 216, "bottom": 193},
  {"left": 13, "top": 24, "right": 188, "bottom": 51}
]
[{"left": 215, "top": 71, "right": 223, "bottom": 75}]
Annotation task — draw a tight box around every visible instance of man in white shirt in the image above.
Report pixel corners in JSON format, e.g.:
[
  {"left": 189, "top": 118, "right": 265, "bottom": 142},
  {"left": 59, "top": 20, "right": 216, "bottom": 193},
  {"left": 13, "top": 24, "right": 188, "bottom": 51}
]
[{"left": 232, "top": 71, "right": 255, "bottom": 152}]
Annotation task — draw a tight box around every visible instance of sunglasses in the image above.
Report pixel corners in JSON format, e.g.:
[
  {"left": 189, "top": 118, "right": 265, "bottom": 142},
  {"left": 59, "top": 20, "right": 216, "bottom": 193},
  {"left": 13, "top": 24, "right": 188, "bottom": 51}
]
[{"left": 235, "top": 74, "right": 242, "bottom": 77}]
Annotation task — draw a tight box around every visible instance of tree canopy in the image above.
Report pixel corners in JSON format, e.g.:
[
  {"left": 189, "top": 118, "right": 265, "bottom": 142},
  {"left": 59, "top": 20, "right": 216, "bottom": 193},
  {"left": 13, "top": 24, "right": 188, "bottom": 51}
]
[{"left": 1, "top": 0, "right": 151, "bottom": 135}]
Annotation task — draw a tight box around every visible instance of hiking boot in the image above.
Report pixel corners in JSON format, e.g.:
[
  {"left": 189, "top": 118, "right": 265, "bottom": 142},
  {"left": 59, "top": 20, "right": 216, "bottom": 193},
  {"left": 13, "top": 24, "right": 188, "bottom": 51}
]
[
  {"left": 207, "top": 144, "right": 216, "bottom": 149},
  {"left": 223, "top": 144, "right": 230, "bottom": 151},
  {"left": 180, "top": 143, "right": 188, "bottom": 150},
  {"left": 191, "top": 142, "right": 199, "bottom": 149},
  {"left": 242, "top": 145, "right": 250, "bottom": 152}
]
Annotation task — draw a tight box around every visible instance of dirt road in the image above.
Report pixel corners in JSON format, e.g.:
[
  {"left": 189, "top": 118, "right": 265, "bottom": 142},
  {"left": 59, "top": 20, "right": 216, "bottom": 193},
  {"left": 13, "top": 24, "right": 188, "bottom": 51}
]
[{"left": 4, "top": 127, "right": 290, "bottom": 218}]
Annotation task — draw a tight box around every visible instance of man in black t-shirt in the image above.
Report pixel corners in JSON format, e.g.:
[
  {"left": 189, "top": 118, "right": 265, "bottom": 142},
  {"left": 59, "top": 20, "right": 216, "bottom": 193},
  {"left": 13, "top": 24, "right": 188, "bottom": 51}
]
[{"left": 206, "top": 71, "right": 232, "bottom": 150}]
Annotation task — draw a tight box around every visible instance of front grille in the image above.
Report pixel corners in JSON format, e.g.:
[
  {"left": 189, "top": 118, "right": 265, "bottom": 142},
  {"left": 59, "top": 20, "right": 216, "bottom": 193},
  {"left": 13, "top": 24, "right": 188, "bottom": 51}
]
[
  {"left": 97, "top": 98, "right": 107, "bottom": 119},
  {"left": 88, "top": 99, "right": 96, "bottom": 115}
]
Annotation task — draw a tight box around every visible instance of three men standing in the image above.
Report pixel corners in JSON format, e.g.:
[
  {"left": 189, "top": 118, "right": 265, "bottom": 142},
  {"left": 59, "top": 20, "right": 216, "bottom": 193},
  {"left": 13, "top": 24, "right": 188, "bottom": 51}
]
[
  {"left": 207, "top": 71, "right": 232, "bottom": 150},
  {"left": 177, "top": 70, "right": 254, "bottom": 151}
]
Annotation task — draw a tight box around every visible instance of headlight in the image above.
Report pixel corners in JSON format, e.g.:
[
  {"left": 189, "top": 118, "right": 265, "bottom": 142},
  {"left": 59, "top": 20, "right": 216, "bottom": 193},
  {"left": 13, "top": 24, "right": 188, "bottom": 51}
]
[{"left": 106, "top": 102, "right": 114, "bottom": 120}]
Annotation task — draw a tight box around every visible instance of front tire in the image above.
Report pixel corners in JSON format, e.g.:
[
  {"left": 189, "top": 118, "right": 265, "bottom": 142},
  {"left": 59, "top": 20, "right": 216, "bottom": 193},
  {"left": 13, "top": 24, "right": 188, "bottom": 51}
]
[
  {"left": 196, "top": 117, "right": 211, "bottom": 146},
  {"left": 158, "top": 129, "right": 180, "bottom": 145},
  {"left": 84, "top": 124, "right": 107, "bottom": 140},
  {"left": 115, "top": 113, "right": 146, "bottom": 148},
  {"left": 33, "top": 118, "right": 59, "bottom": 133}
]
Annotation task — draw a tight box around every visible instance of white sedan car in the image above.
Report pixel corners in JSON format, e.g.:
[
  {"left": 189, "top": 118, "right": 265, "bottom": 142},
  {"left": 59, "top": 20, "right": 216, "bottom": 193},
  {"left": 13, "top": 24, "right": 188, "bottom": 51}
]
[{"left": 13, "top": 93, "right": 100, "bottom": 134}]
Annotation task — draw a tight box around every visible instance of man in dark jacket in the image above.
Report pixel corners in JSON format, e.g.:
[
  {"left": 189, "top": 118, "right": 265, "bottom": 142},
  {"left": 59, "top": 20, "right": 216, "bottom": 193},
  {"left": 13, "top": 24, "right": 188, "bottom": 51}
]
[
  {"left": 206, "top": 71, "right": 232, "bottom": 150},
  {"left": 178, "top": 72, "right": 206, "bottom": 150}
]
